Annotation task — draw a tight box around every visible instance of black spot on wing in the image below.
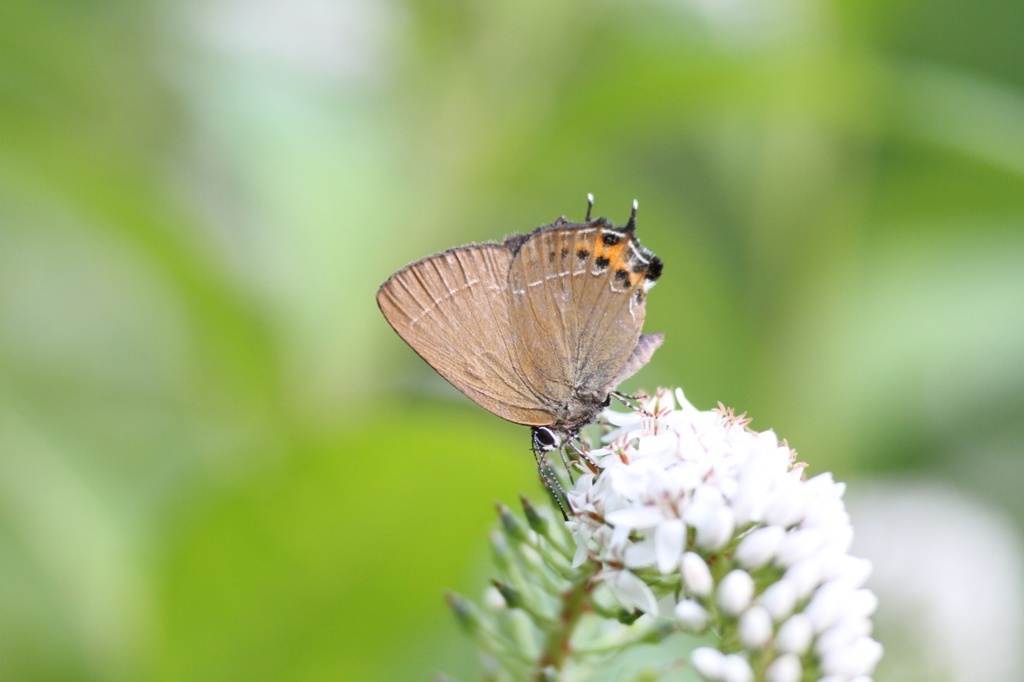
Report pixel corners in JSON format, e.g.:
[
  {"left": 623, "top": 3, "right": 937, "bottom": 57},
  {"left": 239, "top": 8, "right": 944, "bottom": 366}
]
[
  {"left": 602, "top": 231, "right": 623, "bottom": 246},
  {"left": 645, "top": 256, "right": 663, "bottom": 282}
]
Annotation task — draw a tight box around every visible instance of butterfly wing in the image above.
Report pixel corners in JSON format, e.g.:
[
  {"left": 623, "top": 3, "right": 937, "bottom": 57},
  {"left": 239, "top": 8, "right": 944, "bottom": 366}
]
[
  {"left": 376, "top": 244, "right": 554, "bottom": 426},
  {"left": 504, "top": 222, "right": 587, "bottom": 408},
  {"left": 612, "top": 332, "right": 664, "bottom": 386},
  {"left": 506, "top": 219, "right": 661, "bottom": 424}
]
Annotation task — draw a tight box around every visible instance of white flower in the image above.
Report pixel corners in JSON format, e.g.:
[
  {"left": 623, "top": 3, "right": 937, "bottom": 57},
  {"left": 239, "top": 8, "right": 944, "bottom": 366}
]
[
  {"left": 738, "top": 605, "right": 772, "bottom": 648},
  {"left": 718, "top": 569, "right": 755, "bottom": 616},
  {"left": 776, "top": 613, "right": 814, "bottom": 654},
  {"left": 734, "top": 525, "right": 786, "bottom": 569},
  {"left": 722, "top": 653, "right": 754, "bottom": 682},
  {"left": 758, "top": 579, "right": 798, "bottom": 621},
  {"left": 691, "top": 647, "right": 726, "bottom": 680},
  {"left": 682, "top": 551, "right": 714, "bottom": 598},
  {"left": 603, "top": 568, "right": 658, "bottom": 615},
  {"left": 566, "top": 388, "right": 882, "bottom": 682},
  {"left": 675, "top": 599, "right": 710, "bottom": 631},
  {"left": 655, "top": 518, "right": 686, "bottom": 573},
  {"left": 765, "top": 653, "right": 802, "bottom": 682}
]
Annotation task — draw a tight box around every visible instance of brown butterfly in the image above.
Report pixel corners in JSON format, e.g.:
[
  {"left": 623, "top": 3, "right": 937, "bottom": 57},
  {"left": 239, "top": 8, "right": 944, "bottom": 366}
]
[{"left": 377, "top": 196, "right": 663, "bottom": 458}]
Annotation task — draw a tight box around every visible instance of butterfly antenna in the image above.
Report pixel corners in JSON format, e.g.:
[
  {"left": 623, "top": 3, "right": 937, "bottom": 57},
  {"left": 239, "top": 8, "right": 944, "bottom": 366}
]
[
  {"left": 625, "top": 199, "right": 638, "bottom": 235},
  {"left": 585, "top": 193, "right": 595, "bottom": 222}
]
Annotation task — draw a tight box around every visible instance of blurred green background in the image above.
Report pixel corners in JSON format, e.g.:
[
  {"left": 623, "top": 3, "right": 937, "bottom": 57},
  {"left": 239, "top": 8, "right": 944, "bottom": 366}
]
[{"left": 2, "top": 0, "right": 1022, "bottom": 680}]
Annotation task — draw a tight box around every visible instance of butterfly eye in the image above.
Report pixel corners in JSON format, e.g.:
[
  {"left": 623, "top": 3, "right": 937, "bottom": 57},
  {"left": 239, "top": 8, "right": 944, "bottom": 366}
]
[{"left": 532, "top": 427, "right": 561, "bottom": 452}]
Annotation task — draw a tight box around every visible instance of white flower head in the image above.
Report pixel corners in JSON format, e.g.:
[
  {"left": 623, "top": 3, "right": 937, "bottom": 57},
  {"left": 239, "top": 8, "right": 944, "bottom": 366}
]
[{"left": 566, "top": 388, "right": 882, "bottom": 682}]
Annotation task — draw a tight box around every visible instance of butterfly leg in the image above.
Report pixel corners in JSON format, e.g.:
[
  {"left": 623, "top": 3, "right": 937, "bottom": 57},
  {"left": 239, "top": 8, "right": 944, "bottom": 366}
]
[
  {"left": 610, "top": 389, "right": 653, "bottom": 416},
  {"left": 565, "top": 437, "right": 600, "bottom": 476}
]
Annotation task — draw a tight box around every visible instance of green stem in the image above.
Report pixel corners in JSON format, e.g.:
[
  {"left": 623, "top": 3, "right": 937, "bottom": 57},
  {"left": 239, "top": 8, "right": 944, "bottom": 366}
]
[{"left": 534, "top": 560, "right": 600, "bottom": 677}]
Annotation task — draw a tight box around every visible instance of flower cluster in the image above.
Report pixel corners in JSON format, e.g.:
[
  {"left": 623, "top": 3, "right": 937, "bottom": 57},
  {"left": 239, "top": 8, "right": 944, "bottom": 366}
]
[
  {"left": 567, "top": 388, "right": 882, "bottom": 681},
  {"left": 447, "top": 388, "right": 882, "bottom": 682}
]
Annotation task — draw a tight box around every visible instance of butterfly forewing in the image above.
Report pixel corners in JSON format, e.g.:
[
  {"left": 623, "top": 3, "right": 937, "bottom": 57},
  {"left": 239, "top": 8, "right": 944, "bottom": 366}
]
[{"left": 376, "top": 244, "right": 553, "bottom": 426}]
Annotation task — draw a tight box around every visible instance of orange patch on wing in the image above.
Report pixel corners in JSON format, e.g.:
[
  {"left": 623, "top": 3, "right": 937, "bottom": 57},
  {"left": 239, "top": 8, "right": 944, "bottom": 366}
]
[
  {"left": 590, "top": 230, "right": 645, "bottom": 289},
  {"left": 599, "top": 240, "right": 631, "bottom": 271}
]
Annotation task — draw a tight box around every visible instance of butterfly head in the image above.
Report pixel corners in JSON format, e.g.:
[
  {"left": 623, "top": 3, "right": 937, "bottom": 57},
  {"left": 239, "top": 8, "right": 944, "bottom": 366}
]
[{"left": 531, "top": 426, "right": 564, "bottom": 454}]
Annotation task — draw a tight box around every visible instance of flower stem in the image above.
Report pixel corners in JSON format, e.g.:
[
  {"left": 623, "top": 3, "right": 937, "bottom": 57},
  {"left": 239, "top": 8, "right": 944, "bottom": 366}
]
[{"left": 535, "top": 560, "right": 599, "bottom": 676}]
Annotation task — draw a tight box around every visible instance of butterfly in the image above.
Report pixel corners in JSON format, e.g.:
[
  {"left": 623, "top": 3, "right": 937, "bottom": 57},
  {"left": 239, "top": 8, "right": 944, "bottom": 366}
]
[{"left": 377, "top": 196, "right": 663, "bottom": 458}]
